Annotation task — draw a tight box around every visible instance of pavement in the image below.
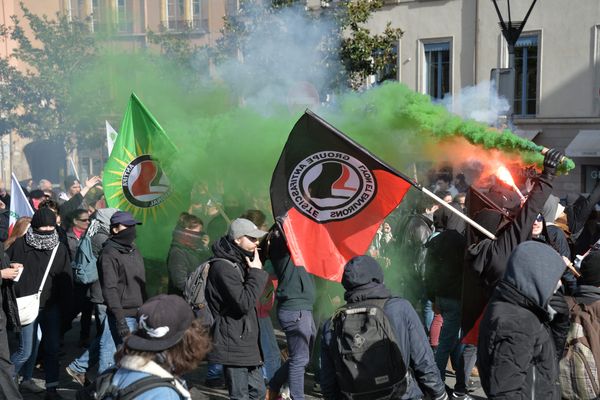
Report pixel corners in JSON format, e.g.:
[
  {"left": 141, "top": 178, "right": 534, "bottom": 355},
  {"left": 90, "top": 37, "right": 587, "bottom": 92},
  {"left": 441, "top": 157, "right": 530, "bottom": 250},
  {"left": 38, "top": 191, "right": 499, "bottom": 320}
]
[{"left": 13, "top": 318, "right": 487, "bottom": 399}]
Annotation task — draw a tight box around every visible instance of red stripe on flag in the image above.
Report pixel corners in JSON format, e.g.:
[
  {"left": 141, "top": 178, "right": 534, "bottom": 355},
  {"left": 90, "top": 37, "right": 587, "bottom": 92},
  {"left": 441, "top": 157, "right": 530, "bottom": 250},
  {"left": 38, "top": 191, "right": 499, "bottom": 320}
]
[{"left": 283, "top": 170, "right": 412, "bottom": 281}]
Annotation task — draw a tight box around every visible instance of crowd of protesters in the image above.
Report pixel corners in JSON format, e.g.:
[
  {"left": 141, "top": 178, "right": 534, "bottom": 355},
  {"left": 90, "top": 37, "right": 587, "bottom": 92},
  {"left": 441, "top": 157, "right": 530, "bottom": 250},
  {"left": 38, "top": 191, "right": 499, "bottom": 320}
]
[{"left": 0, "top": 147, "right": 598, "bottom": 400}]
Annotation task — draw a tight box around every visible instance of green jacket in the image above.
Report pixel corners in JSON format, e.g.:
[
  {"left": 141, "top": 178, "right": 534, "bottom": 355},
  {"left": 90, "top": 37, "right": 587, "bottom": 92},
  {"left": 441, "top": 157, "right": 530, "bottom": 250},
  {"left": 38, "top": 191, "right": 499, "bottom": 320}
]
[{"left": 271, "top": 254, "right": 315, "bottom": 311}]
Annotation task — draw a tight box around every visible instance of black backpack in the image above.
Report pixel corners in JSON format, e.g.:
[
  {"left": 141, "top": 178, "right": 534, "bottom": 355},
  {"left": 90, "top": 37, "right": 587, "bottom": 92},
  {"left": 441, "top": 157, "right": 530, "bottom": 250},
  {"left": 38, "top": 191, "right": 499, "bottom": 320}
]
[
  {"left": 76, "top": 368, "right": 184, "bottom": 400},
  {"left": 330, "top": 298, "right": 408, "bottom": 400},
  {"left": 183, "top": 257, "right": 240, "bottom": 327}
]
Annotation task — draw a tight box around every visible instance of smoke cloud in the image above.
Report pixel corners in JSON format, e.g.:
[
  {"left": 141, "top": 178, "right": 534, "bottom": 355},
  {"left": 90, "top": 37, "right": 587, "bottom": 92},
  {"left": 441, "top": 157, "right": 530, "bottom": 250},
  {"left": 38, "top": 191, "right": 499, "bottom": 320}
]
[{"left": 63, "top": 2, "right": 572, "bottom": 297}]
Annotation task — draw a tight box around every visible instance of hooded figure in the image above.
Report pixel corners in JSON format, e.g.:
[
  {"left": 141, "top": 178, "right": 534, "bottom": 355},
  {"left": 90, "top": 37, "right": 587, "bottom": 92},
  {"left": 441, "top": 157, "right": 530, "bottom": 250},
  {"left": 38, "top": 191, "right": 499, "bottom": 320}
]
[
  {"left": 478, "top": 241, "right": 566, "bottom": 400},
  {"left": 461, "top": 149, "right": 562, "bottom": 337},
  {"left": 320, "top": 255, "right": 448, "bottom": 400}
]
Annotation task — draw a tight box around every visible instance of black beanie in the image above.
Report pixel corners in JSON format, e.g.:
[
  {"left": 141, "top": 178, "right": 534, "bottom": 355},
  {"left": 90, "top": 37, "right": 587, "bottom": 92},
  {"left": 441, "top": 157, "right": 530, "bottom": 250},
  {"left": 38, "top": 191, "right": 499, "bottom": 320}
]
[
  {"left": 64, "top": 175, "right": 79, "bottom": 190},
  {"left": 31, "top": 207, "right": 57, "bottom": 229},
  {"left": 29, "top": 189, "right": 46, "bottom": 199},
  {"left": 579, "top": 250, "right": 600, "bottom": 287}
]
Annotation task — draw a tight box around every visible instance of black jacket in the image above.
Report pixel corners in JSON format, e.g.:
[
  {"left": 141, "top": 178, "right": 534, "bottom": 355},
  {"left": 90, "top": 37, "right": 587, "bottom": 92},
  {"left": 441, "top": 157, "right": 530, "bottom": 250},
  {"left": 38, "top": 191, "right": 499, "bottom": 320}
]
[
  {"left": 0, "top": 209, "right": 9, "bottom": 243},
  {"left": 425, "top": 229, "right": 466, "bottom": 300},
  {"left": 462, "top": 174, "right": 553, "bottom": 333},
  {"left": 66, "top": 229, "right": 80, "bottom": 261},
  {"left": 6, "top": 236, "right": 72, "bottom": 310},
  {"left": 99, "top": 239, "right": 146, "bottom": 322},
  {"left": 166, "top": 243, "right": 208, "bottom": 297},
  {"left": 0, "top": 247, "right": 20, "bottom": 331},
  {"left": 566, "top": 181, "right": 600, "bottom": 242},
  {"left": 478, "top": 241, "right": 565, "bottom": 400},
  {"left": 205, "top": 236, "right": 268, "bottom": 367},
  {"left": 321, "top": 256, "right": 446, "bottom": 400}
]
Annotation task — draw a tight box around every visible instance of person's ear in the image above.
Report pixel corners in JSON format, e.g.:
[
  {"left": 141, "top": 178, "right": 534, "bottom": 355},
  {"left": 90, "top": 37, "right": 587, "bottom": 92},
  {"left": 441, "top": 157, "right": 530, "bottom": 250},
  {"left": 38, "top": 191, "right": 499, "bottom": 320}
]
[{"left": 234, "top": 237, "right": 242, "bottom": 246}]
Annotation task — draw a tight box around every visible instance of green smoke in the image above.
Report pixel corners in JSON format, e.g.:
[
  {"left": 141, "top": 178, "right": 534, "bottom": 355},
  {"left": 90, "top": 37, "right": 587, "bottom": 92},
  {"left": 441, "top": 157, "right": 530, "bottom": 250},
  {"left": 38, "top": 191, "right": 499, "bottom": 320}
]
[
  {"left": 67, "top": 42, "right": 574, "bottom": 297},
  {"left": 325, "top": 83, "right": 574, "bottom": 174}
]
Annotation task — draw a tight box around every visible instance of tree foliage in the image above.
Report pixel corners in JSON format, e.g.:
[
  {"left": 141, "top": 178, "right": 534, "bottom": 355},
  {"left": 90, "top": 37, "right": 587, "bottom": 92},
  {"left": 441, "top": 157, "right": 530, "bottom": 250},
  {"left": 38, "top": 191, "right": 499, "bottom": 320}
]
[
  {"left": 214, "top": 0, "right": 403, "bottom": 91},
  {"left": 338, "top": 0, "right": 403, "bottom": 89},
  {"left": 0, "top": 3, "right": 98, "bottom": 146}
]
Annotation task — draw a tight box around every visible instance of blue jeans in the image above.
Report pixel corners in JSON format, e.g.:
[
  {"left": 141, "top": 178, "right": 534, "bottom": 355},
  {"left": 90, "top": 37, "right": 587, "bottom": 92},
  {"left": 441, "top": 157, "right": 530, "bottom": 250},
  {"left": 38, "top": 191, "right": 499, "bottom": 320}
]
[
  {"left": 69, "top": 304, "right": 116, "bottom": 374},
  {"left": 206, "top": 362, "right": 224, "bottom": 380},
  {"left": 11, "top": 318, "right": 38, "bottom": 380},
  {"left": 423, "top": 299, "right": 434, "bottom": 333},
  {"left": 107, "top": 313, "right": 137, "bottom": 365},
  {"left": 224, "top": 365, "right": 266, "bottom": 400},
  {"left": 434, "top": 297, "right": 462, "bottom": 381},
  {"left": 12, "top": 306, "right": 61, "bottom": 388},
  {"left": 258, "top": 316, "right": 281, "bottom": 382},
  {"left": 269, "top": 309, "right": 316, "bottom": 400}
]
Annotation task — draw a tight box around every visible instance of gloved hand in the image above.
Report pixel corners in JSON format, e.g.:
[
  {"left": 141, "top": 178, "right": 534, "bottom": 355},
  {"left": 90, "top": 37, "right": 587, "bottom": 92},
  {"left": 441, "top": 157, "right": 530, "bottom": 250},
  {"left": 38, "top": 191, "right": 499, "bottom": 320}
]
[
  {"left": 542, "top": 148, "right": 564, "bottom": 176},
  {"left": 117, "top": 319, "right": 130, "bottom": 338}
]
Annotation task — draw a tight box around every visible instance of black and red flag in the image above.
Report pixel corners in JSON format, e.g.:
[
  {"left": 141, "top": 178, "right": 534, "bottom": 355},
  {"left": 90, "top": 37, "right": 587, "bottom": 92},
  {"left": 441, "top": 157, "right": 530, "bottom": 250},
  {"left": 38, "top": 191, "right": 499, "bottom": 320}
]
[{"left": 270, "top": 110, "right": 414, "bottom": 281}]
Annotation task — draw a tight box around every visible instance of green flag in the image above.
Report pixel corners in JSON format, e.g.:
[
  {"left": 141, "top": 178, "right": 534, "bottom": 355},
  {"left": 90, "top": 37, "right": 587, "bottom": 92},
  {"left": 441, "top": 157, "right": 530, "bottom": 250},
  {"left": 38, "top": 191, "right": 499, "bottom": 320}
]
[{"left": 103, "top": 93, "right": 179, "bottom": 224}]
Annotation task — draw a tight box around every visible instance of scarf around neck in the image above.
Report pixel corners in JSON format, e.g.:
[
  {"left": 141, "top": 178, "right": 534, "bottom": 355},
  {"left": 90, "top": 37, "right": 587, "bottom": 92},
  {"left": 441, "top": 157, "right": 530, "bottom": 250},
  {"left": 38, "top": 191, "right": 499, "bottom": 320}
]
[
  {"left": 172, "top": 227, "right": 206, "bottom": 252},
  {"left": 25, "top": 227, "right": 59, "bottom": 250}
]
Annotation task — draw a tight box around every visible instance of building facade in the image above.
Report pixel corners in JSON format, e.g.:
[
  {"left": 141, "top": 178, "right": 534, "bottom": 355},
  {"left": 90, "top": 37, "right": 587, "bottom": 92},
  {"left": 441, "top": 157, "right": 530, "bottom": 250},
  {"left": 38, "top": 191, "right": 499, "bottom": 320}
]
[
  {"left": 365, "top": 0, "right": 600, "bottom": 195},
  {"left": 0, "top": 0, "right": 229, "bottom": 186}
]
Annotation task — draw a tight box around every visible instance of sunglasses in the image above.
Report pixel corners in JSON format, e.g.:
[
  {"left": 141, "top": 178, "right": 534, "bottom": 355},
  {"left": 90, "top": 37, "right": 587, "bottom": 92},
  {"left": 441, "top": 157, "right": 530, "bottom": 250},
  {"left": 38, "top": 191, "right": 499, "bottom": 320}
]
[
  {"left": 535, "top": 214, "right": 544, "bottom": 222},
  {"left": 77, "top": 218, "right": 90, "bottom": 222}
]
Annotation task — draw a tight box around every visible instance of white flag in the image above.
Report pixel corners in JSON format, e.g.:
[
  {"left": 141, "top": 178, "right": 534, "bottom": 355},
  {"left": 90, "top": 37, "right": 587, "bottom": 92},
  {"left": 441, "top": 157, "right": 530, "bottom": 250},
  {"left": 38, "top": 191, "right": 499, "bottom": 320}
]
[
  {"left": 106, "top": 120, "right": 118, "bottom": 156},
  {"left": 9, "top": 172, "right": 34, "bottom": 234}
]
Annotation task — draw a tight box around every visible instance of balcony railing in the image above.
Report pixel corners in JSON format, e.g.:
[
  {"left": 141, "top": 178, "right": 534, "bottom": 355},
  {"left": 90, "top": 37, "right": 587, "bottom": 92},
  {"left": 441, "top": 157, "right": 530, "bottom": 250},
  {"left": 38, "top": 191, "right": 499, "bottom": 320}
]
[{"left": 162, "top": 18, "right": 208, "bottom": 33}]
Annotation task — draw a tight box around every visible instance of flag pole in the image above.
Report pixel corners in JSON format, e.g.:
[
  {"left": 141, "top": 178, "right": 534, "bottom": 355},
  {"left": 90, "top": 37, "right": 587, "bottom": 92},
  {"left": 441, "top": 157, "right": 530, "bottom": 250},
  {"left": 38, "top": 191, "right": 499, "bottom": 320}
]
[
  {"left": 69, "top": 157, "right": 80, "bottom": 181},
  {"left": 421, "top": 187, "right": 497, "bottom": 240}
]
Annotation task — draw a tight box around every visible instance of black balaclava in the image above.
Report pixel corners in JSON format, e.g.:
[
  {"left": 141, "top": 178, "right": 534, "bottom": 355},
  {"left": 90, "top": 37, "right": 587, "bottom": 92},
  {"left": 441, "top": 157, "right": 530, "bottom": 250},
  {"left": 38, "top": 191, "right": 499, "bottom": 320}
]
[
  {"left": 111, "top": 225, "right": 137, "bottom": 247},
  {"left": 31, "top": 208, "right": 57, "bottom": 235}
]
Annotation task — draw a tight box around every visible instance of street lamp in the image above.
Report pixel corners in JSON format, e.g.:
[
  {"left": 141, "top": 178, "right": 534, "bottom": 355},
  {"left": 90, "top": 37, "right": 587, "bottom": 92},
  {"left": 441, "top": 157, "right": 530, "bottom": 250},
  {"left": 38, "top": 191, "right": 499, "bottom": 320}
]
[{"left": 490, "top": 0, "right": 538, "bottom": 122}]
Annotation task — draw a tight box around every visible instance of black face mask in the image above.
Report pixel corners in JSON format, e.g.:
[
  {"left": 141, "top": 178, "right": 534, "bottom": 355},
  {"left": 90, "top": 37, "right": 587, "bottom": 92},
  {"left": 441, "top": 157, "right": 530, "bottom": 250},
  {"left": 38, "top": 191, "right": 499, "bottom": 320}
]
[
  {"left": 112, "top": 226, "right": 136, "bottom": 246},
  {"left": 33, "top": 228, "right": 56, "bottom": 236}
]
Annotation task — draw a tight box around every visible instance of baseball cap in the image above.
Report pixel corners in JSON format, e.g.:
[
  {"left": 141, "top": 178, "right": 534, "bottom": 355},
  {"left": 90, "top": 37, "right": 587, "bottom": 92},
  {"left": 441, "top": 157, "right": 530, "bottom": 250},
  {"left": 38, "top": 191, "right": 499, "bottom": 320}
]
[
  {"left": 126, "top": 295, "right": 194, "bottom": 352},
  {"left": 110, "top": 211, "right": 142, "bottom": 226},
  {"left": 228, "top": 218, "right": 268, "bottom": 240}
]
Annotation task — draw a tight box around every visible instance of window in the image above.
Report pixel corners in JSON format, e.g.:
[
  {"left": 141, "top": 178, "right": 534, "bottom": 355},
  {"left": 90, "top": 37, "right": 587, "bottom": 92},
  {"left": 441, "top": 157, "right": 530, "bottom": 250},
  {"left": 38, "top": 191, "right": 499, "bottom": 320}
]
[
  {"left": 582, "top": 165, "right": 600, "bottom": 193},
  {"left": 167, "top": 0, "right": 186, "bottom": 30},
  {"left": 91, "top": 0, "right": 100, "bottom": 31},
  {"left": 192, "top": 0, "right": 201, "bottom": 20},
  {"left": 116, "top": 0, "right": 132, "bottom": 33},
  {"left": 514, "top": 35, "right": 538, "bottom": 116},
  {"left": 374, "top": 44, "right": 398, "bottom": 83},
  {"left": 424, "top": 42, "right": 450, "bottom": 100}
]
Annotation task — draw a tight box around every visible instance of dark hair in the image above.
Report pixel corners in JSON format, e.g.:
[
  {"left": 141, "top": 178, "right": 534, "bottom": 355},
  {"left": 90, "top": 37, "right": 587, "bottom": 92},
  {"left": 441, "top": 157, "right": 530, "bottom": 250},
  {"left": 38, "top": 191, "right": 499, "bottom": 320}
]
[
  {"left": 176, "top": 212, "right": 203, "bottom": 230},
  {"left": 240, "top": 209, "right": 266, "bottom": 228},
  {"left": 65, "top": 209, "right": 89, "bottom": 230},
  {"left": 454, "top": 193, "right": 466, "bottom": 202},
  {"left": 436, "top": 173, "right": 452, "bottom": 184},
  {"left": 38, "top": 199, "right": 59, "bottom": 214},
  {"left": 116, "top": 319, "right": 211, "bottom": 376},
  {"left": 414, "top": 195, "right": 437, "bottom": 214},
  {"left": 434, "top": 190, "right": 451, "bottom": 200}
]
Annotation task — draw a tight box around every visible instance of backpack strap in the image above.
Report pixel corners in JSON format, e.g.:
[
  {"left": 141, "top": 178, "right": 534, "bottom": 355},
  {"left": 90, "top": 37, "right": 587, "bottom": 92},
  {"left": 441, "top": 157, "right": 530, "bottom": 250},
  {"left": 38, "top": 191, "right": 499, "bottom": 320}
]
[
  {"left": 210, "top": 257, "right": 244, "bottom": 280},
  {"left": 117, "top": 375, "right": 183, "bottom": 400}
]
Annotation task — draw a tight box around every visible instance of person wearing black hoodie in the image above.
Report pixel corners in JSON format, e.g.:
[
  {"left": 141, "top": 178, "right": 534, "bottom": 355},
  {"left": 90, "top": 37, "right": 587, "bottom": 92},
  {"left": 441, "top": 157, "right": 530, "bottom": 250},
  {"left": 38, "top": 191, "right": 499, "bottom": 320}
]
[
  {"left": 321, "top": 255, "right": 448, "bottom": 400},
  {"left": 98, "top": 211, "right": 146, "bottom": 351},
  {"left": 461, "top": 149, "right": 563, "bottom": 337},
  {"left": 205, "top": 218, "right": 269, "bottom": 400},
  {"left": 478, "top": 241, "right": 566, "bottom": 399}
]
